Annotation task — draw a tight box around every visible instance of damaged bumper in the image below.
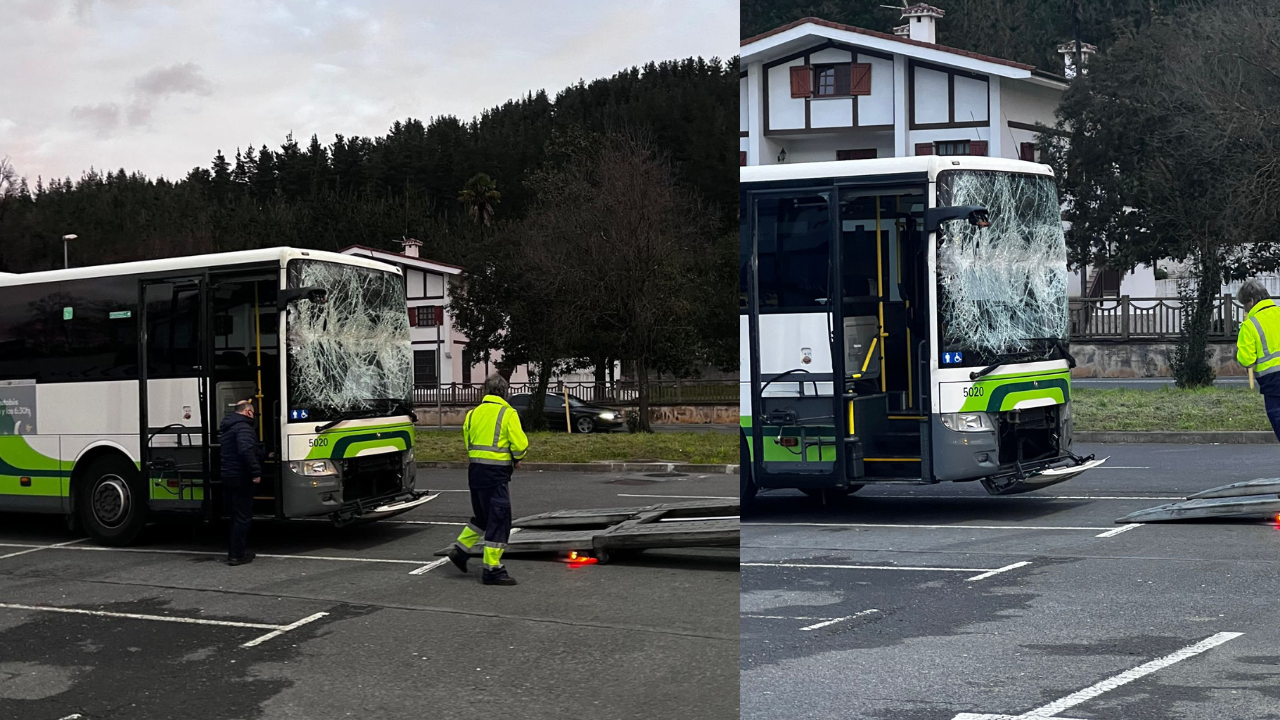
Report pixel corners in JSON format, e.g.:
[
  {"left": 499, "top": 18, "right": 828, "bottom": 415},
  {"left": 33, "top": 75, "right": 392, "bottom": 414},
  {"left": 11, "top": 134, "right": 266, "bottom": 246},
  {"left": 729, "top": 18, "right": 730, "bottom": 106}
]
[
  {"left": 330, "top": 489, "right": 435, "bottom": 526},
  {"left": 980, "top": 454, "right": 1108, "bottom": 496}
]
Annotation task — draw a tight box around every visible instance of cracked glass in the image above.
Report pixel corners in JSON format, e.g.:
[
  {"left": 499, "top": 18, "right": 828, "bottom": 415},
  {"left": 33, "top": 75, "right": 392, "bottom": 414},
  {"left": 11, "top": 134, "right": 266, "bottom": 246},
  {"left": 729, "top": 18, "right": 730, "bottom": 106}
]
[
  {"left": 286, "top": 260, "right": 412, "bottom": 420},
  {"left": 936, "top": 170, "right": 1068, "bottom": 366}
]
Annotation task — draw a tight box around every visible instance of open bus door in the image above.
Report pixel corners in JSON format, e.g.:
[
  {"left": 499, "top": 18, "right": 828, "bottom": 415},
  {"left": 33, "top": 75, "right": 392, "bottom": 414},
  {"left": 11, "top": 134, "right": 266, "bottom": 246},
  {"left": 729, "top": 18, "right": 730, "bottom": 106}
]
[{"left": 138, "top": 275, "right": 213, "bottom": 517}]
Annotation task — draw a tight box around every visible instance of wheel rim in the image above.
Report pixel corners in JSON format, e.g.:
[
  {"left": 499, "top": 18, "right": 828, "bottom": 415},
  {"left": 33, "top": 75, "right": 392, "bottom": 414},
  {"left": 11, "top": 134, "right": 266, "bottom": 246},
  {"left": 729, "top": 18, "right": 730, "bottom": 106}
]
[
  {"left": 577, "top": 418, "right": 593, "bottom": 433},
  {"left": 91, "top": 474, "right": 131, "bottom": 528}
]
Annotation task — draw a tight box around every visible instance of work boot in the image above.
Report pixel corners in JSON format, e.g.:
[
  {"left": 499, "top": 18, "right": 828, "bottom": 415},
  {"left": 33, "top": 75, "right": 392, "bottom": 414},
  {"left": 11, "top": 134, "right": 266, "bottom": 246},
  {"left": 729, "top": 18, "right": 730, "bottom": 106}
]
[
  {"left": 482, "top": 570, "right": 517, "bottom": 586},
  {"left": 227, "top": 552, "right": 256, "bottom": 567},
  {"left": 447, "top": 547, "right": 470, "bottom": 573}
]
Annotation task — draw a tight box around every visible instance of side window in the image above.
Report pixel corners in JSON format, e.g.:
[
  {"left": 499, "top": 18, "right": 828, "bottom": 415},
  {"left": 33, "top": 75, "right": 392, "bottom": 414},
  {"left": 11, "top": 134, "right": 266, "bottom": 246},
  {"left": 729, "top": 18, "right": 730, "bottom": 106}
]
[
  {"left": 145, "top": 282, "right": 200, "bottom": 378},
  {"left": 755, "top": 193, "right": 832, "bottom": 310},
  {"left": 543, "top": 395, "right": 563, "bottom": 410}
]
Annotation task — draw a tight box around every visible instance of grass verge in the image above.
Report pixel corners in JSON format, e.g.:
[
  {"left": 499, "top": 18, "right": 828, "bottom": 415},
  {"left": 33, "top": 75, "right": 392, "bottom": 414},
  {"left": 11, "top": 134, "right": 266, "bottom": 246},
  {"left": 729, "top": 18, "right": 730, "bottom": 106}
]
[
  {"left": 415, "top": 430, "right": 737, "bottom": 464},
  {"left": 1073, "top": 386, "right": 1270, "bottom": 432}
]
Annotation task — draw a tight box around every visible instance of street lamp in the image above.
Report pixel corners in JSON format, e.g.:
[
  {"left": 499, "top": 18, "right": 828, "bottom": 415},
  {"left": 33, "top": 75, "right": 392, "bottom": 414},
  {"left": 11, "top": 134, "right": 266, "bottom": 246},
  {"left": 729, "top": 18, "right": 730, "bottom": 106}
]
[{"left": 61, "top": 234, "right": 77, "bottom": 269}]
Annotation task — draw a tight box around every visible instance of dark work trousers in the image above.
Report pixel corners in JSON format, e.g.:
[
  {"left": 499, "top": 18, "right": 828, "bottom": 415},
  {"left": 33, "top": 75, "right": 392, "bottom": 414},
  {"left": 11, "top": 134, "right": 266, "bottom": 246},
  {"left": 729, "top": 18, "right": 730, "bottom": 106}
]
[
  {"left": 467, "top": 464, "right": 513, "bottom": 577},
  {"left": 223, "top": 475, "right": 255, "bottom": 559},
  {"left": 1266, "top": 395, "right": 1280, "bottom": 443}
]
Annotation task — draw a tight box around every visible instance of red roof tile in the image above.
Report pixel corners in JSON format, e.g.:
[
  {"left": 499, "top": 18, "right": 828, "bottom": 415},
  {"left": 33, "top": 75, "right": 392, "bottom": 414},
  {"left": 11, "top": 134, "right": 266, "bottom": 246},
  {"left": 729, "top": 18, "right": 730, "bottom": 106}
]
[{"left": 741, "top": 17, "right": 1036, "bottom": 72}]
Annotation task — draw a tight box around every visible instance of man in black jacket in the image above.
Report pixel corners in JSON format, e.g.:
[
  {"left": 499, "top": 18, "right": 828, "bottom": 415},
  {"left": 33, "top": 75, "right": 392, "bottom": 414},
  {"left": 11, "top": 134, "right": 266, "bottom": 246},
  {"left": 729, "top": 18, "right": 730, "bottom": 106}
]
[{"left": 219, "top": 399, "right": 264, "bottom": 566}]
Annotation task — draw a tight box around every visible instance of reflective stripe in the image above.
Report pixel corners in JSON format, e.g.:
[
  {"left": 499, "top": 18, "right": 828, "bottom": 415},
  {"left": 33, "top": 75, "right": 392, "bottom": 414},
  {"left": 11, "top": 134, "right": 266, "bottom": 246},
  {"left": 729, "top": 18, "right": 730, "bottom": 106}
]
[
  {"left": 484, "top": 541, "right": 508, "bottom": 549},
  {"left": 1259, "top": 351, "right": 1280, "bottom": 364},
  {"left": 470, "top": 457, "right": 514, "bottom": 466},
  {"left": 483, "top": 545, "right": 505, "bottom": 567},
  {"left": 493, "top": 407, "right": 506, "bottom": 447},
  {"left": 1258, "top": 364, "right": 1280, "bottom": 377},
  {"left": 468, "top": 444, "right": 508, "bottom": 453},
  {"left": 1252, "top": 316, "right": 1271, "bottom": 357}
]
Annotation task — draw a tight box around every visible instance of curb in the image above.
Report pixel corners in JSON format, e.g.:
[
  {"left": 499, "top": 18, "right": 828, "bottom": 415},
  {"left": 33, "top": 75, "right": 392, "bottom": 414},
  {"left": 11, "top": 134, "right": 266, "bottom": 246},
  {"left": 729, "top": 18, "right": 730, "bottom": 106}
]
[
  {"left": 1076, "top": 430, "right": 1277, "bottom": 444},
  {"left": 416, "top": 461, "right": 739, "bottom": 474}
]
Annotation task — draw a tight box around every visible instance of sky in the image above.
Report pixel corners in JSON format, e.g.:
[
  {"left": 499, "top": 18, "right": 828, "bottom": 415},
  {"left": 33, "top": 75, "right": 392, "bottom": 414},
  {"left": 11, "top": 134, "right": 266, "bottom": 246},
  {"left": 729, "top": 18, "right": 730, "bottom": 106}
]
[{"left": 1, "top": 0, "right": 739, "bottom": 184}]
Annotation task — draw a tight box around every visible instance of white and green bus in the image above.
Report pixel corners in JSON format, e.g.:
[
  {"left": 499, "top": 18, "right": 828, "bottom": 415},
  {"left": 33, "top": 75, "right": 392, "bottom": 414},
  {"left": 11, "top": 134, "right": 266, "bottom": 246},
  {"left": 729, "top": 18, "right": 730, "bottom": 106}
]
[
  {"left": 740, "top": 156, "right": 1104, "bottom": 506},
  {"left": 0, "top": 247, "right": 429, "bottom": 544}
]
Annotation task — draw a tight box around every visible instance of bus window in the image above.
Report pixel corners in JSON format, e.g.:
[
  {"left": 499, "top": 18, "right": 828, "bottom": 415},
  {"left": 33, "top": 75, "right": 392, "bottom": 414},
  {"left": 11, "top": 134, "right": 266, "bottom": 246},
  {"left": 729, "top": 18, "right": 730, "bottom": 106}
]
[{"left": 754, "top": 193, "right": 831, "bottom": 310}]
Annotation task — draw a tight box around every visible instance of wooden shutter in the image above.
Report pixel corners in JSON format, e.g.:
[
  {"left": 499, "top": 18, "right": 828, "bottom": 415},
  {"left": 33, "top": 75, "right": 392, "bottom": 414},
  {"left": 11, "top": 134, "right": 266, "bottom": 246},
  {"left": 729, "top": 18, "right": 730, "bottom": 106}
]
[
  {"left": 914, "top": 142, "right": 934, "bottom": 156},
  {"left": 740, "top": 151, "right": 747, "bottom": 167},
  {"left": 434, "top": 306, "right": 445, "bottom": 326},
  {"left": 408, "top": 308, "right": 417, "bottom": 327},
  {"left": 789, "top": 65, "right": 812, "bottom": 98},
  {"left": 969, "top": 140, "right": 988, "bottom": 157},
  {"left": 837, "top": 149, "right": 877, "bottom": 161},
  {"left": 1019, "top": 142, "right": 1036, "bottom": 162},
  {"left": 849, "top": 63, "right": 872, "bottom": 96}
]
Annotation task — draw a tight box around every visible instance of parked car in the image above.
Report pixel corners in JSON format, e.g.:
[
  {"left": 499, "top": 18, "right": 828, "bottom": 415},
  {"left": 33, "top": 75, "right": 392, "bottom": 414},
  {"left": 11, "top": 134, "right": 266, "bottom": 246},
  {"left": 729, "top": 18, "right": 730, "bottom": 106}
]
[{"left": 507, "top": 393, "right": 625, "bottom": 433}]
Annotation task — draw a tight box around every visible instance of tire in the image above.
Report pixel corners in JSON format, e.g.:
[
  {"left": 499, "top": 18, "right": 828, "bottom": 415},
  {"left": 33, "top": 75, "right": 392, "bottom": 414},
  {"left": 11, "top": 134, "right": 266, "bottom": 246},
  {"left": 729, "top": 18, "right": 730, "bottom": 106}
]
[
  {"left": 740, "top": 433, "right": 758, "bottom": 512},
  {"left": 76, "top": 455, "right": 148, "bottom": 546},
  {"left": 575, "top": 416, "right": 596, "bottom": 434}
]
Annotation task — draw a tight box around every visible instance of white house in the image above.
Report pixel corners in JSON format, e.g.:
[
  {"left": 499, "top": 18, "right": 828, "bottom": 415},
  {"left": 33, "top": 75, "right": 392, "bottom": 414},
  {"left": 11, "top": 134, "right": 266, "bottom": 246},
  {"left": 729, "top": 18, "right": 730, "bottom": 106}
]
[
  {"left": 740, "top": 7, "right": 1068, "bottom": 167},
  {"left": 340, "top": 242, "right": 473, "bottom": 389}
]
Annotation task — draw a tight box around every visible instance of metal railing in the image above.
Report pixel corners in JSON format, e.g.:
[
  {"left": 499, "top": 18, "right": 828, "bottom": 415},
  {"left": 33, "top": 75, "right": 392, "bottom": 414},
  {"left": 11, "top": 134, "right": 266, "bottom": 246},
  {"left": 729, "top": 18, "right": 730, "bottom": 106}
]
[
  {"left": 412, "top": 379, "right": 738, "bottom": 407},
  {"left": 1070, "top": 295, "right": 1245, "bottom": 341}
]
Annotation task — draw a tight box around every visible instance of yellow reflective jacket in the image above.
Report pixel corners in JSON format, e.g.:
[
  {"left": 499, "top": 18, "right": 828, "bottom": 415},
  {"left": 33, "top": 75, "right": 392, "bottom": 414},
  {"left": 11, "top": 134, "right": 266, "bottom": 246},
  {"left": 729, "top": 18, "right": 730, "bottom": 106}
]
[
  {"left": 1238, "top": 298, "right": 1280, "bottom": 394},
  {"left": 463, "top": 395, "right": 529, "bottom": 466}
]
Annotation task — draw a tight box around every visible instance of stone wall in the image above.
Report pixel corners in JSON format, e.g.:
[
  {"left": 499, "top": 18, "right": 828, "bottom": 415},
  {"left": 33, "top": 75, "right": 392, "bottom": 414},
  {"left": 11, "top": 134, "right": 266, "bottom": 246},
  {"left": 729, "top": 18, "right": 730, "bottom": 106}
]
[
  {"left": 413, "top": 404, "right": 739, "bottom": 426},
  {"left": 1069, "top": 342, "right": 1246, "bottom": 378}
]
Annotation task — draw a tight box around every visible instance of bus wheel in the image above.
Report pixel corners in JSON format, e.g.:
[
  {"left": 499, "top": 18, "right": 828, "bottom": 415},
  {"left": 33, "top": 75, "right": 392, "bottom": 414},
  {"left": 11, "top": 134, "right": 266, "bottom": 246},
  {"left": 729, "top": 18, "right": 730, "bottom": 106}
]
[{"left": 76, "top": 457, "right": 148, "bottom": 546}]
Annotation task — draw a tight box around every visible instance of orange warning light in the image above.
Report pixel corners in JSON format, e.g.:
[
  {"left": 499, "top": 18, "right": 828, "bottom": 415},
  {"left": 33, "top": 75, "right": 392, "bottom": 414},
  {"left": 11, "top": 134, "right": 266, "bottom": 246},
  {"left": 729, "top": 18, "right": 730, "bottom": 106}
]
[{"left": 566, "top": 550, "right": 599, "bottom": 567}]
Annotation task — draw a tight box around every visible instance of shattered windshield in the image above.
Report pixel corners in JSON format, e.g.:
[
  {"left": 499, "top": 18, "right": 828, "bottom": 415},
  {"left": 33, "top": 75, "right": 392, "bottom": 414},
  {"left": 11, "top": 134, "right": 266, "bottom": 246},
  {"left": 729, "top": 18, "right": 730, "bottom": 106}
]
[
  {"left": 286, "top": 260, "right": 412, "bottom": 420},
  {"left": 936, "top": 170, "right": 1068, "bottom": 367}
]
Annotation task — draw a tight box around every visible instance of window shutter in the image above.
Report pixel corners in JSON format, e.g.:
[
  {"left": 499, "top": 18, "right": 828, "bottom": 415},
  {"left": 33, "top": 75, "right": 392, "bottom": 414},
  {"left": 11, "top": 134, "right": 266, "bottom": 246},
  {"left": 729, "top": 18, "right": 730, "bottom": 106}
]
[
  {"left": 1019, "top": 142, "right": 1036, "bottom": 162},
  {"left": 849, "top": 63, "right": 872, "bottom": 96},
  {"left": 434, "top": 306, "right": 445, "bottom": 326},
  {"left": 408, "top": 308, "right": 418, "bottom": 327},
  {"left": 789, "top": 65, "right": 812, "bottom": 98},
  {"left": 914, "top": 142, "right": 934, "bottom": 156},
  {"left": 969, "top": 140, "right": 988, "bottom": 157},
  {"left": 740, "top": 151, "right": 747, "bottom": 167},
  {"left": 837, "top": 149, "right": 877, "bottom": 161}
]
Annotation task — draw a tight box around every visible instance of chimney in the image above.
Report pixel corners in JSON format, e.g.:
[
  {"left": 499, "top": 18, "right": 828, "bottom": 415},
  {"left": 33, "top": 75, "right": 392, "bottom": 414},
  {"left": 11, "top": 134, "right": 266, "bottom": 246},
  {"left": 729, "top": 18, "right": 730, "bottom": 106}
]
[
  {"left": 399, "top": 237, "right": 423, "bottom": 258},
  {"left": 900, "top": 3, "right": 944, "bottom": 44},
  {"left": 892, "top": 24, "right": 910, "bottom": 38},
  {"left": 1056, "top": 40, "right": 1097, "bottom": 80}
]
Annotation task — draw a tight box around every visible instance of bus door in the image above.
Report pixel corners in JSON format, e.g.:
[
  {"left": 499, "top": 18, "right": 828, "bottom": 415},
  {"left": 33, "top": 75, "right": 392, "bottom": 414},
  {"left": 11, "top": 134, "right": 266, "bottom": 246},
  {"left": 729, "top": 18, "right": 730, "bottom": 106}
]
[
  {"left": 745, "top": 190, "right": 844, "bottom": 489},
  {"left": 837, "top": 187, "right": 931, "bottom": 480},
  {"left": 138, "top": 276, "right": 212, "bottom": 515}
]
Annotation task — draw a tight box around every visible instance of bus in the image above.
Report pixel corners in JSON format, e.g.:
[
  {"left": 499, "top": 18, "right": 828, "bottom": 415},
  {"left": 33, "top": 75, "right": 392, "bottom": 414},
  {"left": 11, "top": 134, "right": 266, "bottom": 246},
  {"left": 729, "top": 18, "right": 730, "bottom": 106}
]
[
  {"left": 0, "top": 247, "right": 430, "bottom": 545},
  {"left": 740, "top": 156, "right": 1105, "bottom": 506}
]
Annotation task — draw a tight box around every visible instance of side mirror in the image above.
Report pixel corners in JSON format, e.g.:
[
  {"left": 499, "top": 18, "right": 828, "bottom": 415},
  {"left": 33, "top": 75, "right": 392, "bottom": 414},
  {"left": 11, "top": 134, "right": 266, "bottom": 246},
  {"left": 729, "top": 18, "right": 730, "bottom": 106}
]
[
  {"left": 924, "top": 205, "right": 990, "bottom": 234},
  {"left": 277, "top": 286, "right": 328, "bottom": 309}
]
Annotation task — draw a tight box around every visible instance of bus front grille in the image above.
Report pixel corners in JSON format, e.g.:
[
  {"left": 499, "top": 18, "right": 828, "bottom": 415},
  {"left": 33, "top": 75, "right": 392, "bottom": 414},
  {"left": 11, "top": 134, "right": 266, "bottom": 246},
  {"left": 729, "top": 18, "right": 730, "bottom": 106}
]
[{"left": 341, "top": 452, "right": 405, "bottom": 501}]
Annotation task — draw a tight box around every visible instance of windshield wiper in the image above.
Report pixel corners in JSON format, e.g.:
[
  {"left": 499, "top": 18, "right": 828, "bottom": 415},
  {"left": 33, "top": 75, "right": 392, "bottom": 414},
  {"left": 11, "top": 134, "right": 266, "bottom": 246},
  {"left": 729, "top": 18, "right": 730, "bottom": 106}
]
[
  {"left": 314, "top": 408, "right": 383, "bottom": 433},
  {"left": 370, "top": 397, "right": 418, "bottom": 423},
  {"left": 969, "top": 339, "right": 1075, "bottom": 381},
  {"left": 972, "top": 348, "right": 1044, "bottom": 379}
]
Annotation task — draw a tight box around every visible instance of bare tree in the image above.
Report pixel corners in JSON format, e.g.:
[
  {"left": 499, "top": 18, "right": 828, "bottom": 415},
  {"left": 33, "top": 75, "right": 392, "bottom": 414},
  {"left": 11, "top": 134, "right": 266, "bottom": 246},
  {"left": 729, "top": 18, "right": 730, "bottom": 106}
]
[{"left": 0, "top": 156, "right": 17, "bottom": 198}]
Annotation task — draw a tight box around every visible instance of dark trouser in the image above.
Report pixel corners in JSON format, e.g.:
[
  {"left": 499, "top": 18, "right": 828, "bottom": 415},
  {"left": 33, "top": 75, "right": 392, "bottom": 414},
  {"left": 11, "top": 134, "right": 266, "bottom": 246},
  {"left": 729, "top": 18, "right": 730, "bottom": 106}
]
[
  {"left": 457, "top": 464, "right": 513, "bottom": 578},
  {"left": 223, "top": 476, "right": 254, "bottom": 559},
  {"left": 1266, "top": 395, "right": 1280, "bottom": 443}
]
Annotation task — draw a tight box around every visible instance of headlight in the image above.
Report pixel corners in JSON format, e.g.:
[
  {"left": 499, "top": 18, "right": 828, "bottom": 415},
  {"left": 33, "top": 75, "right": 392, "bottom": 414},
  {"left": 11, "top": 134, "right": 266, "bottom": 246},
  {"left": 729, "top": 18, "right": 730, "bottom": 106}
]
[
  {"left": 288, "top": 459, "right": 338, "bottom": 477},
  {"left": 940, "top": 412, "right": 995, "bottom": 433},
  {"left": 599, "top": 412, "right": 616, "bottom": 420}
]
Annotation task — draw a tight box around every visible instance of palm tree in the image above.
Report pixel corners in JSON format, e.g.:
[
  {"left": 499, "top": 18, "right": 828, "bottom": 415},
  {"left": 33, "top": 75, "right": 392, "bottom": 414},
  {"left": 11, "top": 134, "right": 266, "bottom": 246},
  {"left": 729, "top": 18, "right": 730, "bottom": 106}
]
[{"left": 458, "top": 173, "right": 501, "bottom": 227}]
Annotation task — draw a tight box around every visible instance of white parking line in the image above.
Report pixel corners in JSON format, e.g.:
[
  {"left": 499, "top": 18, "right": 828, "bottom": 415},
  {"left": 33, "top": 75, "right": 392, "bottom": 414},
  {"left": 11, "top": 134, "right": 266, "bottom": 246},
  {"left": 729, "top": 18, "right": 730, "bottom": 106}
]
[
  {"left": 0, "top": 602, "right": 330, "bottom": 649},
  {"left": 866, "top": 495, "right": 1178, "bottom": 501},
  {"left": 617, "top": 493, "right": 737, "bottom": 500},
  {"left": 748, "top": 522, "right": 1108, "bottom": 531},
  {"left": 965, "top": 561, "right": 1032, "bottom": 582},
  {"left": 409, "top": 558, "right": 451, "bottom": 575},
  {"left": 1095, "top": 523, "right": 1141, "bottom": 538},
  {"left": 952, "top": 631, "right": 1243, "bottom": 720},
  {"left": 800, "top": 609, "right": 879, "bottom": 631},
  {"left": 0, "top": 538, "right": 86, "bottom": 560},
  {"left": 742, "top": 561, "right": 1031, "bottom": 583},
  {"left": 241, "top": 611, "right": 330, "bottom": 648}
]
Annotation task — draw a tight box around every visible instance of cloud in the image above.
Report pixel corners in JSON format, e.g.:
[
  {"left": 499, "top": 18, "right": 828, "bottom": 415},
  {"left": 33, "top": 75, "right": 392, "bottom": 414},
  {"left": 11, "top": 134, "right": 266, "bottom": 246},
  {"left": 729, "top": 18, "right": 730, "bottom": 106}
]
[
  {"left": 131, "top": 62, "right": 214, "bottom": 99},
  {"left": 70, "top": 102, "right": 121, "bottom": 137}
]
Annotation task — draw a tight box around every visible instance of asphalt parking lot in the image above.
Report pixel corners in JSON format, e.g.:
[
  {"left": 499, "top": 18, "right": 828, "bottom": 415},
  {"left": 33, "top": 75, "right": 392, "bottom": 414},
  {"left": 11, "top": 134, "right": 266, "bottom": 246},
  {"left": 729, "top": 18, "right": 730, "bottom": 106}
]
[
  {"left": 0, "top": 468, "right": 738, "bottom": 720},
  {"left": 743, "top": 442, "right": 1280, "bottom": 720}
]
